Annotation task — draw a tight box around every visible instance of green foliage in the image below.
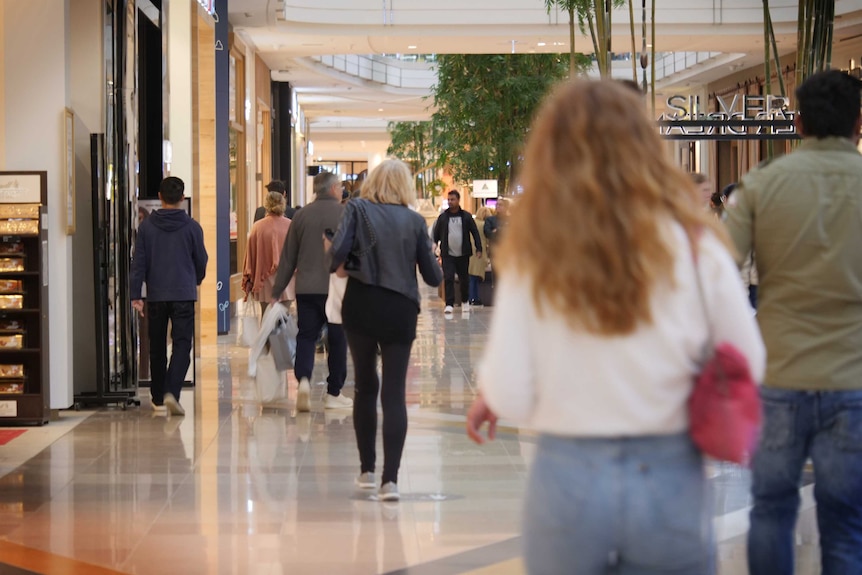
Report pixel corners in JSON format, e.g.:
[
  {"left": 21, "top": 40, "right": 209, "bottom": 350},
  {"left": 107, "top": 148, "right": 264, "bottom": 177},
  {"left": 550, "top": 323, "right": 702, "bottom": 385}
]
[
  {"left": 544, "top": 0, "right": 626, "bottom": 78},
  {"left": 430, "top": 54, "right": 570, "bottom": 195},
  {"left": 386, "top": 121, "right": 438, "bottom": 196}
]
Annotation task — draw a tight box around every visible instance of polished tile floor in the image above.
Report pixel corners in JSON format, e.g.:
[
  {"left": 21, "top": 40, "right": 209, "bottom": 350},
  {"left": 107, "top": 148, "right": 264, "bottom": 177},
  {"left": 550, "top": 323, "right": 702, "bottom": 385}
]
[{"left": 0, "top": 287, "right": 824, "bottom": 574}]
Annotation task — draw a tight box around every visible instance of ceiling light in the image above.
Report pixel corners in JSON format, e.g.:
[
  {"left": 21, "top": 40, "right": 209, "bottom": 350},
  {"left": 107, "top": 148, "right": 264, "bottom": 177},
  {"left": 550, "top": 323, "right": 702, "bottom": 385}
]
[
  {"left": 378, "top": 108, "right": 384, "bottom": 112},
  {"left": 537, "top": 42, "right": 546, "bottom": 47},
  {"left": 408, "top": 45, "right": 417, "bottom": 50}
]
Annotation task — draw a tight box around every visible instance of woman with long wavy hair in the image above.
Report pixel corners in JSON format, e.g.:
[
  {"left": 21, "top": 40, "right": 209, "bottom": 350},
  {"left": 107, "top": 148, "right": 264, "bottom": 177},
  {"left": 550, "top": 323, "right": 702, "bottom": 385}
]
[{"left": 466, "top": 80, "right": 765, "bottom": 574}]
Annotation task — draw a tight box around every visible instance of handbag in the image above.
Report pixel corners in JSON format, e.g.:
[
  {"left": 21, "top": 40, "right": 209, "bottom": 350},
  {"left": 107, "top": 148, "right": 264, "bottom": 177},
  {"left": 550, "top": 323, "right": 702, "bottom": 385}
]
[
  {"left": 325, "top": 273, "right": 348, "bottom": 324},
  {"left": 237, "top": 298, "right": 260, "bottom": 348},
  {"left": 344, "top": 200, "right": 377, "bottom": 272},
  {"left": 268, "top": 313, "right": 298, "bottom": 372},
  {"left": 255, "top": 351, "right": 286, "bottom": 403},
  {"left": 689, "top": 241, "right": 762, "bottom": 465}
]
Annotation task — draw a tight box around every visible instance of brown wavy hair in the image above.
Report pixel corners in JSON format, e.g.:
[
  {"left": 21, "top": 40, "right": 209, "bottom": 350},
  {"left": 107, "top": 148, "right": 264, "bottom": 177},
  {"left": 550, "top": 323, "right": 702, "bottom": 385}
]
[{"left": 499, "top": 79, "right": 730, "bottom": 335}]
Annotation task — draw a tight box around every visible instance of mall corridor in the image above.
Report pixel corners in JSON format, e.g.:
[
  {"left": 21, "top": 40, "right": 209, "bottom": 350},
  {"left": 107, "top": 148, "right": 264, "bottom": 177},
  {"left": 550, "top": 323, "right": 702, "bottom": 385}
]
[{"left": 0, "top": 287, "right": 823, "bottom": 575}]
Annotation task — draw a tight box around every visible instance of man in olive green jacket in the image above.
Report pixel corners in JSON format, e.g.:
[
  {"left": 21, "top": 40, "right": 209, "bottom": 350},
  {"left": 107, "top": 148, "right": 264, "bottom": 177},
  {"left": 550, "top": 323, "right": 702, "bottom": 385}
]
[{"left": 725, "top": 70, "right": 862, "bottom": 575}]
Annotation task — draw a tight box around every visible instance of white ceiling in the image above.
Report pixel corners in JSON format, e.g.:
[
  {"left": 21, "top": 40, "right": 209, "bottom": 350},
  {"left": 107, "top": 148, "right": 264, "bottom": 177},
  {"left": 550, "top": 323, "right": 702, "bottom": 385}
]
[{"left": 225, "top": 1, "right": 862, "bottom": 160}]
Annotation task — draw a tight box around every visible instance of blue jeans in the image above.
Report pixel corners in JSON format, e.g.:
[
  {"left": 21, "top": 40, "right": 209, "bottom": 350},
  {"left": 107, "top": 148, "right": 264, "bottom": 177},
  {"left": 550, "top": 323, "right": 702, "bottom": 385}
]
[
  {"left": 748, "top": 387, "right": 862, "bottom": 575},
  {"left": 524, "top": 433, "right": 713, "bottom": 575},
  {"left": 469, "top": 275, "right": 480, "bottom": 302}
]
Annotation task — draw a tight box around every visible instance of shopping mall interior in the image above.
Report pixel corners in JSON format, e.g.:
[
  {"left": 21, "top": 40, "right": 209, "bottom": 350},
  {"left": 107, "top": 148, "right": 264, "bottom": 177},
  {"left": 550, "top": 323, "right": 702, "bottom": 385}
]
[{"left": 0, "top": 0, "right": 860, "bottom": 573}]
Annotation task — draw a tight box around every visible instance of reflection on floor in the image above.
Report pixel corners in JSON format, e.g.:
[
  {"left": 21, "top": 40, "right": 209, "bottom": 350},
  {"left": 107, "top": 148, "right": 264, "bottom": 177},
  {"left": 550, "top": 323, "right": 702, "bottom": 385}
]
[{"left": 0, "top": 288, "right": 824, "bottom": 574}]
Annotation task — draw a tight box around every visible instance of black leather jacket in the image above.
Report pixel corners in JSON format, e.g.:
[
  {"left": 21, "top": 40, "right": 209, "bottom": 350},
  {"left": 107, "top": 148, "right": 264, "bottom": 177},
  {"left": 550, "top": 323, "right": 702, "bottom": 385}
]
[
  {"left": 432, "top": 208, "right": 482, "bottom": 257},
  {"left": 329, "top": 199, "right": 442, "bottom": 305}
]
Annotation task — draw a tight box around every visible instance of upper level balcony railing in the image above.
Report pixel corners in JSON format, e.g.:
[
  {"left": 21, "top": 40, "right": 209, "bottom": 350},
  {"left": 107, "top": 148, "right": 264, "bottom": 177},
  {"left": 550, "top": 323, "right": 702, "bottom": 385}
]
[{"left": 311, "top": 50, "right": 728, "bottom": 92}]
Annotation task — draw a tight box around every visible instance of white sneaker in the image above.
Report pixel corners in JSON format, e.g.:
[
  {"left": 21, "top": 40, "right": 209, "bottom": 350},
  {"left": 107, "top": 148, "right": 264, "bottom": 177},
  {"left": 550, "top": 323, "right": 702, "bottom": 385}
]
[
  {"left": 462, "top": 302, "right": 470, "bottom": 310},
  {"left": 297, "top": 378, "right": 311, "bottom": 412},
  {"left": 379, "top": 482, "right": 399, "bottom": 501},
  {"left": 356, "top": 472, "right": 376, "bottom": 489},
  {"left": 443, "top": 305, "right": 454, "bottom": 314},
  {"left": 163, "top": 393, "right": 185, "bottom": 416},
  {"left": 324, "top": 393, "right": 353, "bottom": 409},
  {"left": 151, "top": 402, "right": 167, "bottom": 414}
]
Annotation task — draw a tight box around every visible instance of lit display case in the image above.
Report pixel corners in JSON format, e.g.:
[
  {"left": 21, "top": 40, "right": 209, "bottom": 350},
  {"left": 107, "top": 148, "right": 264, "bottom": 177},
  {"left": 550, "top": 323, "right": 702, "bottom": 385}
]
[{"left": 0, "top": 172, "right": 49, "bottom": 425}]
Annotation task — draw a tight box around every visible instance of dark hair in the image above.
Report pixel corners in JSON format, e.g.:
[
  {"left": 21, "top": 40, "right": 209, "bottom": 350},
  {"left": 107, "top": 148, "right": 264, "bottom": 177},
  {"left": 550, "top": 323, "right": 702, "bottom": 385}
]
[
  {"left": 796, "top": 70, "right": 862, "bottom": 139},
  {"left": 448, "top": 190, "right": 460, "bottom": 199},
  {"left": 265, "top": 180, "right": 286, "bottom": 193},
  {"left": 711, "top": 183, "right": 736, "bottom": 208},
  {"left": 159, "top": 177, "right": 185, "bottom": 204}
]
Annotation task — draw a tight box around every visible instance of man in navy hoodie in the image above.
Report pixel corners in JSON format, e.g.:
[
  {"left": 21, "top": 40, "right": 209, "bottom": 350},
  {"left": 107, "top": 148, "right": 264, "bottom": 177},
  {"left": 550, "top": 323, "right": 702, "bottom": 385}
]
[{"left": 131, "top": 177, "right": 208, "bottom": 416}]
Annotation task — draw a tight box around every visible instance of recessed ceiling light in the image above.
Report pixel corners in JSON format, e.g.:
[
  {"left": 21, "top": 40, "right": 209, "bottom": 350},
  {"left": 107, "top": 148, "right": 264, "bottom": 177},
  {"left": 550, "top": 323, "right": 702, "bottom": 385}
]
[
  {"left": 378, "top": 108, "right": 384, "bottom": 112},
  {"left": 537, "top": 42, "right": 546, "bottom": 47},
  {"left": 408, "top": 45, "right": 417, "bottom": 49}
]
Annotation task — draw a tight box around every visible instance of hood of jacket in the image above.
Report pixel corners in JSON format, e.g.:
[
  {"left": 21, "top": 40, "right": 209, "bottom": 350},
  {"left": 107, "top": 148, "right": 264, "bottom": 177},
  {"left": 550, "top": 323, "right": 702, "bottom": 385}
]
[{"left": 149, "top": 208, "right": 191, "bottom": 232}]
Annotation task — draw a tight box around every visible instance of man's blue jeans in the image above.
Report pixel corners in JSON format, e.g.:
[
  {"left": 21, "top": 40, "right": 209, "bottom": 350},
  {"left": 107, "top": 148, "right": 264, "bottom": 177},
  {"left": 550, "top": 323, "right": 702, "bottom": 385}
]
[{"left": 748, "top": 387, "right": 862, "bottom": 575}]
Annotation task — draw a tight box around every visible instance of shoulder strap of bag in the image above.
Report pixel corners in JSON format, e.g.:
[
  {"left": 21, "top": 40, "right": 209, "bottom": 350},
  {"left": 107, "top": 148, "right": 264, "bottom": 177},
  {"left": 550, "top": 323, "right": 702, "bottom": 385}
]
[
  {"left": 352, "top": 200, "right": 378, "bottom": 257},
  {"left": 689, "top": 229, "right": 716, "bottom": 355}
]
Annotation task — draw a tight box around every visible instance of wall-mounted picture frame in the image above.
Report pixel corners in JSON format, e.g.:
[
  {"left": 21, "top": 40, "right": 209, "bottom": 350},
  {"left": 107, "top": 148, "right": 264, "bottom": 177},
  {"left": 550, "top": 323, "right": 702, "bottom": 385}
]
[{"left": 64, "top": 108, "right": 75, "bottom": 235}]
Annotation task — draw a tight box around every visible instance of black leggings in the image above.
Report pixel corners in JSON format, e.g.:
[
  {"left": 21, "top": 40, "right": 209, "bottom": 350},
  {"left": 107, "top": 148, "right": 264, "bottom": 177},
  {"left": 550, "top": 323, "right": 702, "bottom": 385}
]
[{"left": 346, "top": 329, "right": 413, "bottom": 485}]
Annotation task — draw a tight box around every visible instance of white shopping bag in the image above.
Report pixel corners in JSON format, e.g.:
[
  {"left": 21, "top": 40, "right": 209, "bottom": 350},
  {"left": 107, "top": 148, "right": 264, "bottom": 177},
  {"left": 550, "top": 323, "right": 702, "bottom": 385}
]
[
  {"left": 325, "top": 273, "right": 348, "bottom": 324},
  {"left": 248, "top": 304, "right": 296, "bottom": 376},
  {"left": 255, "top": 351, "right": 286, "bottom": 403},
  {"left": 237, "top": 299, "right": 260, "bottom": 348}
]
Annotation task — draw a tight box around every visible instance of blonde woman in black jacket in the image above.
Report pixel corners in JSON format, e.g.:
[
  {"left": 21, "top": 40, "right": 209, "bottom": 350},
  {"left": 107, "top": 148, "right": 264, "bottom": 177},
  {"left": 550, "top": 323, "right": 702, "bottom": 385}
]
[{"left": 328, "top": 159, "right": 442, "bottom": 501}]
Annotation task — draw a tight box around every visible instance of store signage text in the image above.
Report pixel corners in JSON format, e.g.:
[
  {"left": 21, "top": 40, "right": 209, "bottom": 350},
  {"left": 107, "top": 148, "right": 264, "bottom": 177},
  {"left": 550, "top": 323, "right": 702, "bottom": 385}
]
[{"left": 658, "top": 94, "right": 798, "bottom": 140}]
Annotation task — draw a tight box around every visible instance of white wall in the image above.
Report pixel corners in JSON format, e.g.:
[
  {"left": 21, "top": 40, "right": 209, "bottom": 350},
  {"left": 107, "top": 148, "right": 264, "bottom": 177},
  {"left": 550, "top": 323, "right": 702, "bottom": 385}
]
[
  {"left": 168, "top": 0, "right": 193, "bottom": 190},
  {"left": 0, "top": 1, "right": 76, "bottom": 408},
  {"left": 69, "top": 0, "right": 104, "bottom": 395}
]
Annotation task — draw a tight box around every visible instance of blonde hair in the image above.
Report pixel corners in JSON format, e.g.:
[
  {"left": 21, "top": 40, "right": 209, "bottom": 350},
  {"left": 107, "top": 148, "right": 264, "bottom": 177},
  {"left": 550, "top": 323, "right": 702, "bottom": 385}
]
[
  {"left": 264, "top": 191, "right": 286, "bottom": 216},
  {"left": 500, "top": 79, "right": 729, "bottom": 335},
  {"left": 476, "top": 206, "right": 493, "bottom": 220},
  {"left": 361, "top": 159, "right": 415, "bottom": 206}
]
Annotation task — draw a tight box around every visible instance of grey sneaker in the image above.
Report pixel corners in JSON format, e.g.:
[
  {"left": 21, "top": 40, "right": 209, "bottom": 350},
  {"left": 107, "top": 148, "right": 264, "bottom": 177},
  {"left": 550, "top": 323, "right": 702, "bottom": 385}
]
[
  {"left": 163, "top": 393, "right": 185, "bottom": 416},
  {"left": 379, "top": 482, "right": 399, "bottom": 501},
  {"left": 356, "top": 472, "right": 376, "bottom": 489},
  {"left": 297, "top": 377, "right": 311, "bottom": 413}
]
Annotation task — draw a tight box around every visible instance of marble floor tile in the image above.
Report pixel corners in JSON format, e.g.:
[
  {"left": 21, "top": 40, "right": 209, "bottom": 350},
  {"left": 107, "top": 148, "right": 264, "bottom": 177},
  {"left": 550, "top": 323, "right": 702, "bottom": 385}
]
[{"left": 0, "top": 286, "right": 832, "bottom": 575}]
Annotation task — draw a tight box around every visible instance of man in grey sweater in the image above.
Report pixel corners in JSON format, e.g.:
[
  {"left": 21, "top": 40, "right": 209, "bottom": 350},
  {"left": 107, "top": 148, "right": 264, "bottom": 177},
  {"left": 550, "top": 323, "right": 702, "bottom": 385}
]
[{"left": 272, "top": 171, "right": 351, "bottom": 412}]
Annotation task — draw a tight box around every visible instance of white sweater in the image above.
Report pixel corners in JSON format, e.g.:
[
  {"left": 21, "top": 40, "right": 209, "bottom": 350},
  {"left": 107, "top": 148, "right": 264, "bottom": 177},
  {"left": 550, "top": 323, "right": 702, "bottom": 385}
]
[{"left": 478, "top": 226, "right": 766, "bottom": 437}]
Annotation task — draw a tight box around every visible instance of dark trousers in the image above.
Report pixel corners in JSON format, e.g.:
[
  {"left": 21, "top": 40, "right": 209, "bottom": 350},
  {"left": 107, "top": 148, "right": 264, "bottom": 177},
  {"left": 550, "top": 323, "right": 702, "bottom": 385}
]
[
  {"left": 295, "top": 294, "right": 347, "bottom": 396},
  {"left": 346, "top": 329, "right": 413, "bottom": 485},
  {"left": 147, "top": 301, "right": 194, "bottom": 405},
  {"left": 442, "top": 255, "right": 470, "bottom": 306}
]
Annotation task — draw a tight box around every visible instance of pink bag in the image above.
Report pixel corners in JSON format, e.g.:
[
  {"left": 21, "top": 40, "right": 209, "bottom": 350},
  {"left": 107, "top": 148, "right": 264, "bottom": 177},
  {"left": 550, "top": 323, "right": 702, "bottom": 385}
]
[
  {"left": 689, "top": 241, "right": 762, "bottom": 464},
  {"left": 688, "top": 342, "right": 761, "bottom": 464}
]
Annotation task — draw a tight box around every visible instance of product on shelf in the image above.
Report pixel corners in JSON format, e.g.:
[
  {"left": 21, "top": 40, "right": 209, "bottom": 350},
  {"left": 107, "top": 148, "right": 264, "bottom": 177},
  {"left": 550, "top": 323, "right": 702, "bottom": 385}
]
[
  {"left": 0, "top": 221, "right": 38, "bottom": 236},
  {"left": 0, "top": 295, "right": 23, "bottom": 309},
  {"left": 0, "top": 205, "right": 39, "bottom": 219},
  {"left": 0, "top": 364, "right": 24, "bottom": 378},
  {"left": 0, "top": 334, "right": 23, "bottom": 349},
  {"left": 0, "top": 319, "right": 24, "bottom": 331},
  {"left": 0, "top": 241, "right": 24, "bottom": 255},
  {"left": 0, "top": 258, "right": 24, "bottom": 272},
  {"left": 0, "top": 280, "right": 22, "bottom": 293},
  {"left": 0, "top": 381, "right": 23, "bottom": 394}
]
